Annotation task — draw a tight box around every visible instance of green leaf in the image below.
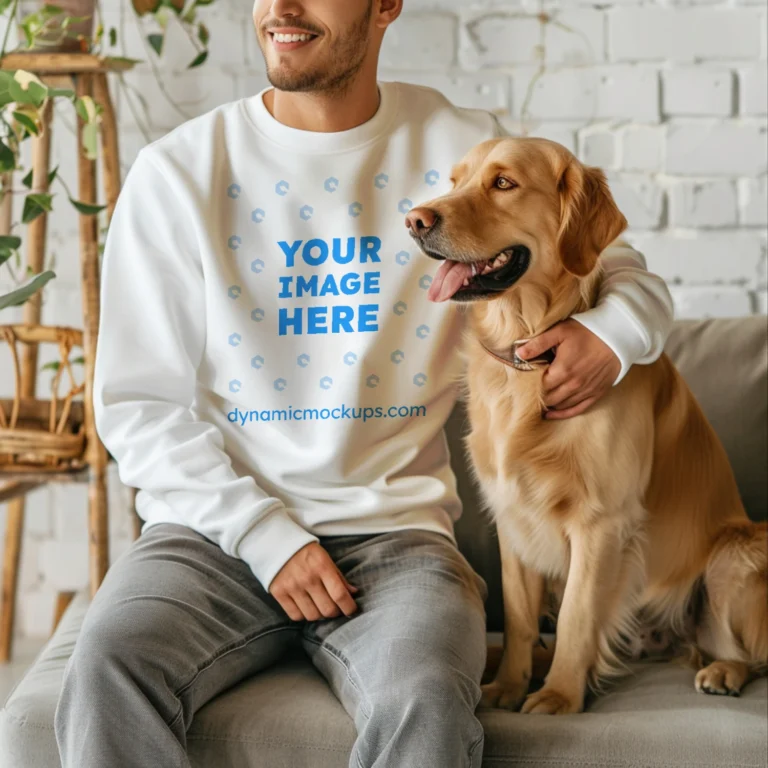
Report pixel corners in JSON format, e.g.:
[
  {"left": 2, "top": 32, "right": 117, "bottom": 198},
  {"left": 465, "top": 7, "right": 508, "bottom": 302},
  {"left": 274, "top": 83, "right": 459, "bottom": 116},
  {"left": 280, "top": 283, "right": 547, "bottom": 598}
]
[
  {"left": 69, "top": 197, "right": 105, "bottom": 215},
  {"left": 148, "top": 33, "right": 164, "bottom": 56},
  {"left": 47, "top": 86, "right": 75, "bottom": 99},
  {"left": 0, "top": 270, "right": 56, "bottom": 311},
  {"left": 41, "top": 360, "right": 60, "bottom": 372},
  {"left": 13, "top": 109, "right": 39, "bottom": 136},
  {"left": 22, "top": 165, "right": 59, "bottom": 189},
  {"left": 0, "top": 142, "right": 15, "bottom": 173},
  {"left": 0, "top": 251, "right": 13, "bottom": 268},
  {"left": 188, "top": 50, "right": 207, "bottom": 69},
  {"left": 198, "top": 22, "right": 209, "bottom": 46},
  {"left": 22, "top": 193, "right": 53, "bottom": 223},
  {"left": 82, "top": 122, "right": 98, "bottom": 160},
  {"left": 70, "top": 355, "right": 84, "bottom": 365},
  {"left": 0, "top": 235, "right": 22, "bottom": 251},
  {"left": 109, "top": 27, "right": 118, "bottom": 46},
  {"left": 0, "top": 0, "right": 15, "bottom": 13}
]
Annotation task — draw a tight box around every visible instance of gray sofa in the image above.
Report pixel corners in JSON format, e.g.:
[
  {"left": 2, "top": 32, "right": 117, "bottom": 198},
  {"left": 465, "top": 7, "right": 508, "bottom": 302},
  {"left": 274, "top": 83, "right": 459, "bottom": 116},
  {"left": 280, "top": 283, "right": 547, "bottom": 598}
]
[{"left": 2, "top": 317, "right": 767, "bottom": 767}]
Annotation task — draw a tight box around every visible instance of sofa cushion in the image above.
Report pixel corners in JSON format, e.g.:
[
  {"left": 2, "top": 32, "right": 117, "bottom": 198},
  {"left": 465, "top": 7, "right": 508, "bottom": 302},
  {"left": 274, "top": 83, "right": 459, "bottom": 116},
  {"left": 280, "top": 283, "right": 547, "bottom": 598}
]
[{"left": 2, "top": 591, "right": 767, "bottom": 768}]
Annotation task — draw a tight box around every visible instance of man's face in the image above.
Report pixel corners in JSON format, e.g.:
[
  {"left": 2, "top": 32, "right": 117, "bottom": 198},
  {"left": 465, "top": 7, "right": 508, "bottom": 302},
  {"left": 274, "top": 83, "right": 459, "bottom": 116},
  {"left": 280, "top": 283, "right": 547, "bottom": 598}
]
[{"left": 253, "top": 1, "right": 375, "bottom": 94}]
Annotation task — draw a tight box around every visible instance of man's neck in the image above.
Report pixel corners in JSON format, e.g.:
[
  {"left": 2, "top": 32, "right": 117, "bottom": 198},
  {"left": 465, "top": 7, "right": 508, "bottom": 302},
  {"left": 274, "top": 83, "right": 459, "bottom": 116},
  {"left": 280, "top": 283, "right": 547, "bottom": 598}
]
[{"left": 263, "top": 72, "right": 381, "bottom": 133}]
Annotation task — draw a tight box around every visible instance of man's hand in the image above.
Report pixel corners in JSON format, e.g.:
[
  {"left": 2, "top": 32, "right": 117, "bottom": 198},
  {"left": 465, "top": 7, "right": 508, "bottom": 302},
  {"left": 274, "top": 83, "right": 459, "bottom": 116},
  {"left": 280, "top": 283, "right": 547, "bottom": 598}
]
[
  {"left": 516, "top": 319, "right": 621, "bottom": 420},
  {"left": 270, "top": 542, "right": 359, "bottom": 621}
]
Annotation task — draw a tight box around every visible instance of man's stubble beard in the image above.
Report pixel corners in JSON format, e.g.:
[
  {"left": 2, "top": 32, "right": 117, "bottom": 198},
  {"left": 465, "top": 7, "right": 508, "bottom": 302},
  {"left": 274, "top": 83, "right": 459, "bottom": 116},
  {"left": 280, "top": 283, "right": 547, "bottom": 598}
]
[{"left": 263, "top": 2, "right": 373, "bottom": 97}]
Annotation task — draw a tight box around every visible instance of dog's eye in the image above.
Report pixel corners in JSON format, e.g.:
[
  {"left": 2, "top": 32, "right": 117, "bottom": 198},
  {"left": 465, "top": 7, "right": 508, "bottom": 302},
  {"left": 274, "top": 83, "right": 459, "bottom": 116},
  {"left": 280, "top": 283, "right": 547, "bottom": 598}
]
[{"left": 495, "top": 176, "right": 518, "bottom": 190}]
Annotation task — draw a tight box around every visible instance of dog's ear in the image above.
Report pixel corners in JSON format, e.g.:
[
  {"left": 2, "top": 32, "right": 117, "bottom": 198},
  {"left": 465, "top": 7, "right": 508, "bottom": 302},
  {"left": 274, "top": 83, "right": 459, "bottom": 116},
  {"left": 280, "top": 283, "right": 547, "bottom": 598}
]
[{"left": 556, "top": 161, "right": 627, "bottom": 277}]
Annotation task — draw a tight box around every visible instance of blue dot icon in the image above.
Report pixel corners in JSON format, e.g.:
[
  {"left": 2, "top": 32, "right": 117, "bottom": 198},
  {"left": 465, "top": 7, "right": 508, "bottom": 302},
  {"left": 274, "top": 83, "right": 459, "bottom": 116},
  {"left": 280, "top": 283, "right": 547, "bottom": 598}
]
[
  {"left": 324, "top": 177, "right": 339, "bottom": 193},
  {"left": 343, "top": 352, "right": 358, "bottom": 366},
  {"left": 391, "top": 350, "right": 405, "bottom": 364},
  {"left": 251, "top": 355, "right": 265, "bottom": 369},
  {"left": 419, "top": 275, "right": 433, "bottom": 290},
  {"left": 275, "top": 180, "right": 290, "bottom": 196},
  {"left": 395, "top": 251, "right": 411, "bottom": 266},
  {"left": 416, "top": 324, "right": 430, "bottom": 339},
  {"left": 251, "top": 308, "right": 265, "bottom": 322},
  {"left": 251, "top": 259, "right": 265, "bottom": 274},
  {"left": 398, "top": 198, "right": 413, "bottom": 214},
  {"left": 229, "top": 379, "right": 242, "bottom": 393},
  {"left": 374, "top": 173, "right": 389, "bottom": 189},
  {"left": 393, "top": 301, "right": 408, "bottom": 316},
  {"left": 227, "top": 184, "right": 241, "bottom": 199},
  {"left": 228, "top": 285, "right": 241, "bottom": 300},
  {"left": 320, "top": 376, "right": 333, "bottom": 390},
  {"left": 300, "top": 205, "right": 313, "bottom": 221},
  {"left": 297, "top": 354, "right": 310, "bottom": 368},
  {"left": 366, "top": 374, "right": 380, "bottom": 389},
  {"left": 228, "top": 333, "right": 242, "bottom": 347},
  {"left": 274, "top": 378, "right": 287, "bottom": 392},
  {"left": 413, "top": 373, "right": 427, "bottom": 387},
  {"left": 349, "top": 202, "right": 363, "bottom": 217},
  {"left": 251, "top": 208, "right": 265, "bottom": 223},
  {"left": 228, "top": 235, "right": 242, "bottom": 251},
  {"left": 425, "top": 170, "right": 440, "bottom": 187}
]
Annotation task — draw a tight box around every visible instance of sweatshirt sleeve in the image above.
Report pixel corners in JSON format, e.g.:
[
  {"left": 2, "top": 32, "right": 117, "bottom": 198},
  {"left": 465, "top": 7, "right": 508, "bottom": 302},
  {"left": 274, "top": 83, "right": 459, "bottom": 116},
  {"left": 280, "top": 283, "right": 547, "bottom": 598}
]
[
  {"left": 571, "top": 240, "right": 675, "bottom": 385},
  {"left": 93, "top": 148, "right": 318, "bottom": 590}
]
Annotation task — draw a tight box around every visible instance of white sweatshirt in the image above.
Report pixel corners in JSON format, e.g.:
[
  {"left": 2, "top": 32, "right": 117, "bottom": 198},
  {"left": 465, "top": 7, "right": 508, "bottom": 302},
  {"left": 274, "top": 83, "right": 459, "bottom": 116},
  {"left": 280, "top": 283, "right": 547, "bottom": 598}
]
[{"left": 94, "top": 81, "right": 674, "bottom": 590}]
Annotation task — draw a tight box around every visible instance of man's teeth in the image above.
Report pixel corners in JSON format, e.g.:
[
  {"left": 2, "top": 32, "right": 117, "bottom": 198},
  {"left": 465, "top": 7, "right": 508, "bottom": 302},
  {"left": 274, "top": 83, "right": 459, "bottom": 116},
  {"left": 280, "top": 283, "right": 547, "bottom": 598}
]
[{"left": 274, "top": 32, "right": 314, "bottom": 43}]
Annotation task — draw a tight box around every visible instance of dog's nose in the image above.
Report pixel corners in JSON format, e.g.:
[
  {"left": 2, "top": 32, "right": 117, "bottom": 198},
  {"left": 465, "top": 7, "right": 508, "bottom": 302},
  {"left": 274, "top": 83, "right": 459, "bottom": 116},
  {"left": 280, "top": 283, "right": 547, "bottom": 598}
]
[{"left": 405, "top": 207, "right": 437, "bottom": 235}]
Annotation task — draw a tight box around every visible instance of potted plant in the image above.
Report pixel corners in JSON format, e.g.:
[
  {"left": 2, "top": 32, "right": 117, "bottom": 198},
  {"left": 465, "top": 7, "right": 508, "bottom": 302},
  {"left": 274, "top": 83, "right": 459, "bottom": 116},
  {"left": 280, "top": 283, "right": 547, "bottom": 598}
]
[{"left": 0, "top": 0, "right": 218, "bottom": 317}]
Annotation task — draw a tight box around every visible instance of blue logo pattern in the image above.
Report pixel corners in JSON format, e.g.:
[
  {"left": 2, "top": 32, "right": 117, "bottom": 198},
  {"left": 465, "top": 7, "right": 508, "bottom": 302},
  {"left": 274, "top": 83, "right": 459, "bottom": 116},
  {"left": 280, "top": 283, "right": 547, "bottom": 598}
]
[{"left": 225, "top": 171, "right": 443, "bottom": 397}]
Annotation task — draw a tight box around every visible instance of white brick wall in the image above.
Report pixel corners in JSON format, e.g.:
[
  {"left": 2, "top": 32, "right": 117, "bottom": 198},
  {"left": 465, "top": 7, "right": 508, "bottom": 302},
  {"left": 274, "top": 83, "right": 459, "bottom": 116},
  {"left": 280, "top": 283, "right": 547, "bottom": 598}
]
[{"left": 2, "top": 0, "right": 766, "bottom": 638}]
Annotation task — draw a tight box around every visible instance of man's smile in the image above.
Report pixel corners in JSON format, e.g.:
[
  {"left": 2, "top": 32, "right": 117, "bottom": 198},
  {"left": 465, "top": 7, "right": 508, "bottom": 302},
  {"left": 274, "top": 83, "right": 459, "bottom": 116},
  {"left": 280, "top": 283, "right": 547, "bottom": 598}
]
[{"left": 268, "top": 27, "right": 321, "bottom": 52}]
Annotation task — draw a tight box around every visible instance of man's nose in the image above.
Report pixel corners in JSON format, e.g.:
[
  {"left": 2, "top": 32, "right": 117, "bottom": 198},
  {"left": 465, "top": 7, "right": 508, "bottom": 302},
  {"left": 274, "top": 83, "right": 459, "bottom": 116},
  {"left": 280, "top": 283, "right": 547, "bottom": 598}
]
[{"left": 405, "top": 207, "right": 438, "bottom": 235}]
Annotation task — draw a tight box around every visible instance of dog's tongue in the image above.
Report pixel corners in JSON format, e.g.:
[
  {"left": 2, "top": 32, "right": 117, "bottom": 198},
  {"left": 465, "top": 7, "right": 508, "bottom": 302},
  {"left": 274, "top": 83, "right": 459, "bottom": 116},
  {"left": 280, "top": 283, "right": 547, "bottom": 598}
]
[{"left": 428, "top": 260, "right": 474, "bottom": 302}]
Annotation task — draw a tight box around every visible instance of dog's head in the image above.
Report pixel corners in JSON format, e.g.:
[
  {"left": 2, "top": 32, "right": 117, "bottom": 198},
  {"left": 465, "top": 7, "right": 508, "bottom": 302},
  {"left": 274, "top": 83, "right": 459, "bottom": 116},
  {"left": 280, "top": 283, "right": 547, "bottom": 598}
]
[{"left": 407, "top": 137, "right": 627, "bottom": 303}]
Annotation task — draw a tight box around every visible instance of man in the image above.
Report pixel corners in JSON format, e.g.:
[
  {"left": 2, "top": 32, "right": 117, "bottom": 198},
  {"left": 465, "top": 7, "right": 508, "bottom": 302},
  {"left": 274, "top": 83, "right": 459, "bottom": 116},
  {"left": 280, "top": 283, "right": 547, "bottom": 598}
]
[{"left": 54, "top": 1, "right": 674, "bottom": 766}]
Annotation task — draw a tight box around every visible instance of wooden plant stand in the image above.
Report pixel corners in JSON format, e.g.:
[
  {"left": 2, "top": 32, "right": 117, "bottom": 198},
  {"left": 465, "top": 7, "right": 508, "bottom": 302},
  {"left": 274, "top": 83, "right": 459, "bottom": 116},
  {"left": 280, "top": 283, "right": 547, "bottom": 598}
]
[{"left": 0, "top": 54, "right": 133, "bottom": 662}]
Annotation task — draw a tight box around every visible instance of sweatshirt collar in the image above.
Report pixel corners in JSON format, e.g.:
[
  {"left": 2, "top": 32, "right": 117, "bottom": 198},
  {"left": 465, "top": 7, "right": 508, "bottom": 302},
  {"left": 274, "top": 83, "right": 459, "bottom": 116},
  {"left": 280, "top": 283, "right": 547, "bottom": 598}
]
[{"left": 241, "top": 81, "right": 399, "bottom": 154}]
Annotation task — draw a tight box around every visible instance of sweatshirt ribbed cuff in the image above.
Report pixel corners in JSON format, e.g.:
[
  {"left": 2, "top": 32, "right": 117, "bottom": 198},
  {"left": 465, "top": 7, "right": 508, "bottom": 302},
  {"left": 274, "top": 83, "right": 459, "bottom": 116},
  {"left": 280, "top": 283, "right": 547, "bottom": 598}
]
[
  {"left": 237, "top": 506, "right": 319, "bottom": 592},
  {"left": 571, "top": 296, "right": 650, "bottom": 386}
]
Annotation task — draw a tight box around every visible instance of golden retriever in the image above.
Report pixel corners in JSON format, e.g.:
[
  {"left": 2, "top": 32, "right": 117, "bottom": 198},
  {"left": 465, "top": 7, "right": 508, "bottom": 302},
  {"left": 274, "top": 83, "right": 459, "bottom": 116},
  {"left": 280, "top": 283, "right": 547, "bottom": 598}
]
[{"left": 407, "top": 137, "right": 768, "bottom": 714}]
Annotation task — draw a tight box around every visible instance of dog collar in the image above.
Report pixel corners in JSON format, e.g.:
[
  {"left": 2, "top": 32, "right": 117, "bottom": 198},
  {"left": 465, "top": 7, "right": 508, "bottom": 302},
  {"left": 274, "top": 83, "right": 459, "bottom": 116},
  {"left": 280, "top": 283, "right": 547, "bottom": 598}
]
[{"left": 479, "top": 340, "right": 556, "bottom": 372}]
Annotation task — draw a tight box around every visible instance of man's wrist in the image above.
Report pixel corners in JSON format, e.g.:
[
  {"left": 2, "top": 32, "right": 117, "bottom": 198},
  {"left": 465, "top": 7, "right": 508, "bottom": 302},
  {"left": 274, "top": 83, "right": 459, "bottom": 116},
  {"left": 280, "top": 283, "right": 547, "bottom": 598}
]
[{"left": 237, "top": 506, "right": 319, "bottom": 591}]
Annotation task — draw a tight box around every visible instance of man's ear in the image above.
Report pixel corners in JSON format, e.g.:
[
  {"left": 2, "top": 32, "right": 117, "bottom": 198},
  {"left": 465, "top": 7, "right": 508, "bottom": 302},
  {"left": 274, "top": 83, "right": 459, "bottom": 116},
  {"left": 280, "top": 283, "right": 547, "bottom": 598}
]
[
  {"left": 556, "top": 161, "right": 627, "bottom": 277},
  {"left": 376, "top": 0, "right": 403, "bottom": 28}
]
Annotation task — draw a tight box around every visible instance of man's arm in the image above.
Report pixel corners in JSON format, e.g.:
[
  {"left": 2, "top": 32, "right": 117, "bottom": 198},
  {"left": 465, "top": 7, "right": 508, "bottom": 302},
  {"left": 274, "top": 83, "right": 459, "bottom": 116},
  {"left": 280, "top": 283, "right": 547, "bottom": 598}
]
[{"left": 94, "top": 148, "right": 319, "bottom": 592}]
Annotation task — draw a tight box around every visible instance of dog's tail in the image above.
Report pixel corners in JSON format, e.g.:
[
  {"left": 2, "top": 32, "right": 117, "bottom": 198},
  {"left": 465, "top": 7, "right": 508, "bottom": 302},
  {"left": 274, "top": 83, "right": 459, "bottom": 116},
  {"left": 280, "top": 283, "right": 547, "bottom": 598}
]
[{"left": 706, "top": 521, "right": 768, "bottom": 668}]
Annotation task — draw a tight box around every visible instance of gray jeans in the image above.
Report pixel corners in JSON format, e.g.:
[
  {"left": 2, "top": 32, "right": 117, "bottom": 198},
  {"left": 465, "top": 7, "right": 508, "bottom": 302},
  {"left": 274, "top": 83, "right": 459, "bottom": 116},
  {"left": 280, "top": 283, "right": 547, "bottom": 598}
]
[{"left": 54, "top": 524, "right": 488, "bottom": 768}]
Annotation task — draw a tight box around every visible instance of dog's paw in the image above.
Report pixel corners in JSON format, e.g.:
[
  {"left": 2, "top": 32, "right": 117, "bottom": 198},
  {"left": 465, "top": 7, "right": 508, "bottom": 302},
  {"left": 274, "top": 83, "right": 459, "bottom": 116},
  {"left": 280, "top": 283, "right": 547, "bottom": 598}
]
[
  {"left": 695, "top": 661, "right": 748, "bottom": 697},
  {"left": 480, "top": 680, "right": 528, "bottom": 711},
  {"left": 521, "top": 686, "right": 582, "bottom": 715}
]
